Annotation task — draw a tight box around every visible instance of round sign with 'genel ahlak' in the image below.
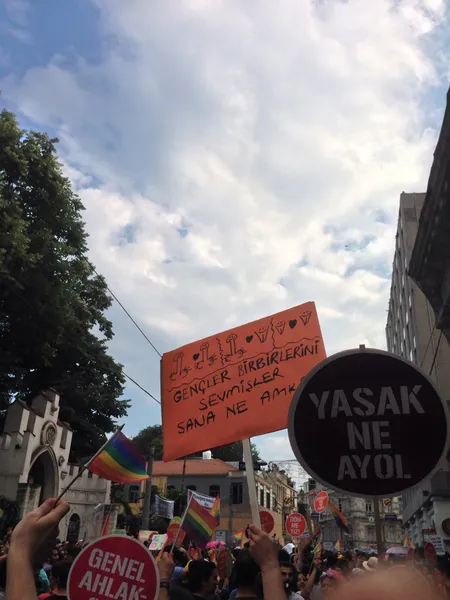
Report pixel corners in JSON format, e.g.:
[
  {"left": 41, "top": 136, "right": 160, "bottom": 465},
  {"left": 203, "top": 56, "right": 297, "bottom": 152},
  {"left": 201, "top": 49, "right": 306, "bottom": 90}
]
[{"left": 288, "top": 348, "right": 450, "bottom": 498}]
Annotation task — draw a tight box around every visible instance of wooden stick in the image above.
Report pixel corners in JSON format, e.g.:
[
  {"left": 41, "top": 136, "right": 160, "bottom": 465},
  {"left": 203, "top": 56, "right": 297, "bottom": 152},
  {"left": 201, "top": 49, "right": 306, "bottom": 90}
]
[
  {"left": 55, "top": 424, "right": 125, "bottom": 503},
  {"left": 242, "top": 438, "right": 261, "bottom": 529}
]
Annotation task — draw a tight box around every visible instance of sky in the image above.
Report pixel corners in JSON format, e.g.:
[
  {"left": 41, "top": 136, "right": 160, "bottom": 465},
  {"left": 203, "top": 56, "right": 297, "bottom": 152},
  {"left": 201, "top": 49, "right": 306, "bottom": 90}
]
[{"left": 1, "top": 0, "right": 449, "bottom": 478}]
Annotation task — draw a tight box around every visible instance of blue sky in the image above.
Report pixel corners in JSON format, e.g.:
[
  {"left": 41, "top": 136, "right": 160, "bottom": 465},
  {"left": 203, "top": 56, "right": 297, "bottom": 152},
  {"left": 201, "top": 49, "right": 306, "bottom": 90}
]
[{"left": 1, "top": 0, "right": 449, "bottom": 477}]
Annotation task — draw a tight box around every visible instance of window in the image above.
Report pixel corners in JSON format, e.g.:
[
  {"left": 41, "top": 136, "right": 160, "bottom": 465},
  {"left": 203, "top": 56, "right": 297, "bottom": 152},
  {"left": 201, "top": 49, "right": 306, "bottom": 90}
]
[
  {"left": 367, "top": 526, "right": 375, "bottom": 543},
  {"left": 209, "top": 485, "right": 220, "bottom": 498},
  {"left": 365, "top": 501, "right": 373, "bottom": 514},
  {"left": 260, "top": 489, "right": 265, "bottom": 507},
  {"left": 186, "top": 485, "right": 197, "bottom": 492},
  {"left": 266, "top": 492, "right": 271, "bottom": 509},
  {"left": 129, "top": 485, "right": 141, "bottom": 503},
  {"left": 232, "top": 483, "right": 243, "bottom": 505},
  {"left": 338, "top": 499, "right": 343, "bottom": 512}
]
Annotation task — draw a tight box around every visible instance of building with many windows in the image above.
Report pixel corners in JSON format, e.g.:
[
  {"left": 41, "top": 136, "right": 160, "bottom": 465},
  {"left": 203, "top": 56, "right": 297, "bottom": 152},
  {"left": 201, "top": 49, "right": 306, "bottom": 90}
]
[
  {"left": 307, "top": 485, "right": 403, "bottom": 549},
  {"left": 386, "top": 192, "right": 450, "bottom": 549},
  {"left": 123, "top": 456, "right": 297, "bottom": 543},
  {"left": 409, "top": 89, "right": 450, "bottom": 349}
]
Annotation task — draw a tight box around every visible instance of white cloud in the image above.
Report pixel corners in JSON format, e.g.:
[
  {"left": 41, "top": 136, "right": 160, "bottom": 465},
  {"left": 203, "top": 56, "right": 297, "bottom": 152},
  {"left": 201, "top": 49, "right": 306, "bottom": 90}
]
[{"left": 1, "top": 0, "right": 448, "bottom": 460}]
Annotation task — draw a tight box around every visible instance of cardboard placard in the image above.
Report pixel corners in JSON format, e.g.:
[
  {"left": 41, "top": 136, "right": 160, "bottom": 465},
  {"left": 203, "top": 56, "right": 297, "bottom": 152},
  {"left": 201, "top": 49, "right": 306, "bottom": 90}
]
[
  {"left": 162, "top": 302, "right": 325, "bottom": 460},
  {"left": 288, "top": 348, "right": 449, "bottom": 497},
  {"left": 67, "top": 535, "right": 159, "bottom": 600},
  {"left": 260, "top": 510, "right": 275, "bottom": 534},
  {"left": 313, "top": 491, "right": 328, "bottom": 513},
  {"left": 286, "top": 513, "right": 307, "bottom": 538}
]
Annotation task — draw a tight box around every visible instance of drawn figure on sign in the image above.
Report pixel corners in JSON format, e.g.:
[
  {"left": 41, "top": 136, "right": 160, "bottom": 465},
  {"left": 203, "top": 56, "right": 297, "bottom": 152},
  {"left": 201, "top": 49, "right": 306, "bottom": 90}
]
[
  {"left": 194, "top": 342, "right": 218, "bottom": 370},
  {"left": 169, "top": 352, "right": 191, "bottom": 381},
  {"left": 299, "top": 310, "right": 312, "bottom": 326},
  {"left": 274, "top": 320, "right": 286, "bottom": 336},
  {"left": 224, "top": 333, "right": 246, "bottom": 363},
  {"left": 254, "top": 324, "right": 271, "bottom": 344}
]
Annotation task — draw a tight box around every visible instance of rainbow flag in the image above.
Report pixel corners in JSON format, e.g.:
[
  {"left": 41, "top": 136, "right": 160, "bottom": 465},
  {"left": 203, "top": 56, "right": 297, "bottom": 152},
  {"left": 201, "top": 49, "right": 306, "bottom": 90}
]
[
  {"left": 182, "top": 498, "right": 217, "bottom": 548},
  {"left": 88, "top": 430, "right": 149, "bottom": 483},
  {"left": 329, "top": 502, "right": 350, "bottom": 534},
  {"left": 403, "top": 536, "right": 414, "bottom": 549},
  {"left": 313, "top": 535, "right": 323, "bottom": 557},
  {"left": 211, "top": 495, "right": 220, "bottom": 523},
  {"left": 334, "top": 539, "right": 342, "bottom": 552},
  {"left": 233, "top": 529, "right": 245, "bottom": 547}
]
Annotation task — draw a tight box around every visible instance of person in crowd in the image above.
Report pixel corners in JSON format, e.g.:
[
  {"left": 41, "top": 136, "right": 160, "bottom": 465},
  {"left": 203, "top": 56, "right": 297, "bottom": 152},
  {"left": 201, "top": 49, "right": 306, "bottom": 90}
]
[
  {"left": 172, "top": 547, "right": 189, "bottom": 583},
  {"left": 170, "top": 559, "right": 218, "bottom": 600},
  {"left": 231, "top": 549, "right": 261, "bottom": 599},
  {"left": 280, "top": 562, "right": 302, "bottom": 600},
  {"left": 362, "top": 556, "right": 378, "bottom": 572},
  {"left": 319, "top": 569, "right": 343, "bottom": 596},
  {"left": 435, "top": 555, "right": 450, "bottom": 598},
  {"left": 40, "top": 560, "right": 71, "bottom": 600}
]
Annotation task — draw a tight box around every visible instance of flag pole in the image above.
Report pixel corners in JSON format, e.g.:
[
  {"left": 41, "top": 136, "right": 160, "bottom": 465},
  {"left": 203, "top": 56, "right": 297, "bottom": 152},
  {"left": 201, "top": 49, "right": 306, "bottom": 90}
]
[
  {"left": 55, "top": 424, "right": 125, "bottom": 503},
  {"left": 170, "top": 491, "right": 193, "bottom": 553}
]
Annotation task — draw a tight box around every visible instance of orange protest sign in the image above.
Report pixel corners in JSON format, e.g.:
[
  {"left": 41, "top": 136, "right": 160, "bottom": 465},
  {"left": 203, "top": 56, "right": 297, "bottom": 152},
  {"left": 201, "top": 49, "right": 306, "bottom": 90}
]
[{"left": 161, "top": 301, "right": 326, "bottom": 461}]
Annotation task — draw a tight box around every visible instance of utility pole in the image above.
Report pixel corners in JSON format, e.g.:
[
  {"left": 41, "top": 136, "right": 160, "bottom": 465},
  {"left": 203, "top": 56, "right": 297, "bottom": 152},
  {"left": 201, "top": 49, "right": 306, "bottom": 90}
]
[
  {"left": 141, "top": 446, "right": 155, "bottom": 531},
  {"left": 374, "top": 498, "right": 384, "bottom": 556}
]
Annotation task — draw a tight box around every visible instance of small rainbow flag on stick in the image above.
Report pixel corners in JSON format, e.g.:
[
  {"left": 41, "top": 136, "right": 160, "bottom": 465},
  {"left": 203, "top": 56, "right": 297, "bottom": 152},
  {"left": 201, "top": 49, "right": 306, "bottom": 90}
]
[
  {"left": 211, "top": 495, "right": 220, "bottom": 523},
  {"left": 55, "top": 425, "right": 148, "bottom": 502},
  {"left": 403, "top": 536, "right": 415, "bottom": 549},
  {"left": 233, "top": 529, "right": 245, "bottom": 547},
  {"left": 181, "top": 497, "right": 218, "bottom": 549},
  {"left": 88, "top": 429, "right": 149, "bottom": 483},
  {"left": 334, "top": 539, "right": 342, "bottom": 552}
]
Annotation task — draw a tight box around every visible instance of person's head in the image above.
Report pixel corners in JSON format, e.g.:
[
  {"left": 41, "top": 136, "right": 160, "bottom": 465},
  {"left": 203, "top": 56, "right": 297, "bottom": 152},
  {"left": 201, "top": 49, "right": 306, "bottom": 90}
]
[
  {"left": 362, "top": 556, "right": 378, "bottom": 572},
  {"left": 320, "top": 569, "right": 343, "bottom": 595},
  {"left": 185, "top": 560, "right": 218, "bottom": 597},
  {"left": 280, "top": 562, "right": 297, "bottom": 594},
  {"left": 235, "top": 549, "right": 260, "bottom": 593},
  {"left": 173, "top": 547, "right": 188, "bottom": 567},
  {"left": 51, "top": 561, "right": 71, "bottom": 592}
]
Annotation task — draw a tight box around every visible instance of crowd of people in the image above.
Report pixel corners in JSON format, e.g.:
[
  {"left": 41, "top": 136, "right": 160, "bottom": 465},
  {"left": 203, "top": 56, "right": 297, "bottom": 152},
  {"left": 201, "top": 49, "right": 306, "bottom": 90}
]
[
  {"left": 2, "top": 499, "right": 450, "bottom": 600},
  {"left": 166, "top": 538, "right": 450, "bottom": 600}
]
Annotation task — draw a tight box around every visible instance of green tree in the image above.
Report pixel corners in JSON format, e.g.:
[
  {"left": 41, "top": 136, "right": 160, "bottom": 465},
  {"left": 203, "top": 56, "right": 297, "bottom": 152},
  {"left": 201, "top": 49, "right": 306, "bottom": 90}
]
[
  {"left": 0, "top": 108, "right": 129, "bottom": 459},
  {"left": 132, "top": 424, "right": 262, "bottom": 462}
]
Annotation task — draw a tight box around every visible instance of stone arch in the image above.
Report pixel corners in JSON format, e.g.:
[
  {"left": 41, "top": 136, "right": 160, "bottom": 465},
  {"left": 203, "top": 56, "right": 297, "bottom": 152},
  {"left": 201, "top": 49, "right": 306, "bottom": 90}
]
[
  {"left": 67, "top": 513, "right": 81, "bottom": 544},
  {"left": 28, "top": 446, "right": 59, "bottom": 503}
]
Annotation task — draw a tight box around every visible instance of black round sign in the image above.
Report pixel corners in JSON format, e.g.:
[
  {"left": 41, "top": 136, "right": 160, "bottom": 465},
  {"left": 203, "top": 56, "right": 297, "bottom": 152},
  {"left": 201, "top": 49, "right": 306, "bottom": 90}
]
[
  {"left": 442, "top": 519, "right": 450, "bottom": 537},
  {"left": 288, "top": 348, "right": 449, "bottom": 498}
]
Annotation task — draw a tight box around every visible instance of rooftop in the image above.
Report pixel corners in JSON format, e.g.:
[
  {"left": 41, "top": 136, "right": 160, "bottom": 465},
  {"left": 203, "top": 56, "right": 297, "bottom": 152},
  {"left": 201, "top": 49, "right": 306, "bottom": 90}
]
[{"left": 153, "top": 458, "right": 238, "bottom": 476}]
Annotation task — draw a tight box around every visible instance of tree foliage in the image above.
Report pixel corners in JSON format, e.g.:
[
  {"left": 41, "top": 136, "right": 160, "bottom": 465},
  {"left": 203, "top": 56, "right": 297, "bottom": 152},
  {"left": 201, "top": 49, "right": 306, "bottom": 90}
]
[
  {"left": 0, "top": 108, "right": 129, "bottom": 459},
  {"left": 132, "top": 424, "right": 261, "bottom": 462}
]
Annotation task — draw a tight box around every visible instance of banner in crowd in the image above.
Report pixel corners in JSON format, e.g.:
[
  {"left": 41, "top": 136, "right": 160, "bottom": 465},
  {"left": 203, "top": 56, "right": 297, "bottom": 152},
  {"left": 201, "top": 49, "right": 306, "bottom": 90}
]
[
  {"left": 154, "top": 495, "right": 174, "bottom": 519},
  {"left": 149, "top": 534, "right": 168, "bottom": 551},
  {"left": 161, "top": 301, "right": 326, "bottom": 460},
  {"left": 188, "top": 490, "right": 216, "bottom": 510}
]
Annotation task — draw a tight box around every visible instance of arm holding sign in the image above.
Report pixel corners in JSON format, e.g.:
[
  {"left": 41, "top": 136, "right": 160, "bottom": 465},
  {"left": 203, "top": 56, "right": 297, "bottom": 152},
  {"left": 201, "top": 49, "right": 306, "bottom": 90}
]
[
  {"left": 159, "top": 551, "right": 175, "bottom": 600},
  {"left": 6, "top": 498, "right": 70, "bottom": 600},
  {"left": 247, "top": 524, "right": 285, "bottom": 600}
]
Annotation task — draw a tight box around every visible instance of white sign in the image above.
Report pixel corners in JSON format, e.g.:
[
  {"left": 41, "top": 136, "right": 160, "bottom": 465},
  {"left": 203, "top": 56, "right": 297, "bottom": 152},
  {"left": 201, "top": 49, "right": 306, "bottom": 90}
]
[
  {"left": 188, "top": 490, "right": 215, "bottom": 510},
  {"left": 429, "top": 535, "right": 446, "bottom": 556},
  {"left": 155, "top": 495, "right": 175, "bottom": 519},
  {"left": 149, "top": 533, "right": 167, "bottom": 551},
  {"left": 215, "top": 530, "right": 227, "bottom": 543},
  {"left": 323, "top": 542, "right": 334, "bottom": 551}
]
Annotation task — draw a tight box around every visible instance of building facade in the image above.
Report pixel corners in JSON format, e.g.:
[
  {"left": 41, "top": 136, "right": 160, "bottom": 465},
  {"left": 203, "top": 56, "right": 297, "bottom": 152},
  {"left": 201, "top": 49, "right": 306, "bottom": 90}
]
[
  {"left": 306, "top": 484, "right": 403, "bottom": 550},
  {"left": 409, "top": 89, "right": 450, "bottom": 348},
  {"left": 386, "top": 192, "right": 450, "bottom": 549},
  {"left": 0, "top": 389, "right": 115, "bottom": 542},
  {"left": 125, "top": 457, "right": 297, "bottom": 543}
]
